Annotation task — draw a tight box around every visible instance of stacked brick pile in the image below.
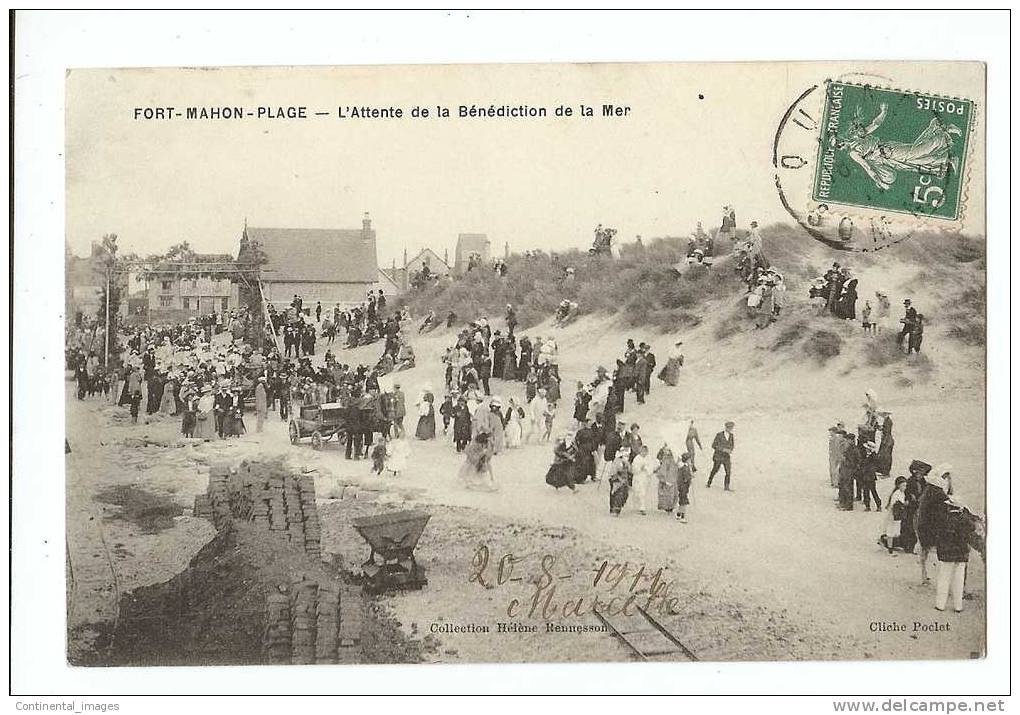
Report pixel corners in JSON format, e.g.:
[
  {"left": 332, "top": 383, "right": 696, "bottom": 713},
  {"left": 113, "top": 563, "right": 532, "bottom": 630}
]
[
  {"left": 336, "top": 584, "right": 365, "bottom": 660},
  {"left": 290, "top": 576, "right": 318, "bottom": 664},
  {"left": 192, "top": 461, "right": 321, "bottom": 559},
  {"left": 191, "top": 463, "right": 232, "bottom": 528},
  {"left": 262, "top": 574, "right": 351, "bottom": 665},
  {"left": 315, "top": 585, "right": 340, "bottom": 664},
  {"left": 191, "top": 459, "right": 365, "bottom": 666},
  {"left": 264, "top": 589, "right": 292, "bottom": 664}
]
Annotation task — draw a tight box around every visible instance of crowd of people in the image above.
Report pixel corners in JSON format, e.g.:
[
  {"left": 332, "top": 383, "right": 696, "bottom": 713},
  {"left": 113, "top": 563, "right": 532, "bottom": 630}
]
[
  {"left": 68, "top": 288, "right": 424, "bottom": 452},
  {"left": 532, "top": 338, "right": 732, "bottom": 523},
  {"left": 810, "top": 263, "right": 925, "bottom": 354},
  {"left": 827, "top": 389, "right": 983, "bottom": 613},
  {"left": 102, "top": 314, "right": 262, "bottom": 433},
  {"left": 270, "top": 289, "right": 405, "bottom": 356}
]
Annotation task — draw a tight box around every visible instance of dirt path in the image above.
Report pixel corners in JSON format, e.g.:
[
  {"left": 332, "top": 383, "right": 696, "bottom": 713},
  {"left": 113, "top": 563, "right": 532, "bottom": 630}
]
[
  {"left": 291, "top": 313, "right": 985, "bottom": 662},
  {"left": 65, "top": 298, "right": 985, "bottom": 663}
]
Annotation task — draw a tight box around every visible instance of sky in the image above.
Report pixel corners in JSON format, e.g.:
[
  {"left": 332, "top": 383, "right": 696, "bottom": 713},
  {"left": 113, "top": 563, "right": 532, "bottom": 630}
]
[{"left": 66, "top": 62, "right": 985, "bottom": 266}]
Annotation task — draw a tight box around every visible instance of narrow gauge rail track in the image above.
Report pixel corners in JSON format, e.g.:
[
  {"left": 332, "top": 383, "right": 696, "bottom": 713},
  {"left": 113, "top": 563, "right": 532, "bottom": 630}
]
[{"left": 593, "top": 604, "right": 699, "bottom": 662}]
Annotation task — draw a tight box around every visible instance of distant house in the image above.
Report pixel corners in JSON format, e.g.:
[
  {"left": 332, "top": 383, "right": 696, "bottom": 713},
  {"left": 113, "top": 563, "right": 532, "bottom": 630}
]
[
  {"left": 147, "top": 253, "right": 239, "bottom": 318},
  {"left": 66, "top": 241, "right": 129, "bottom": 324},
  {"left": 241, "top": 214, "right": 384, "bottom": 309},
  {"left": 66, "top": 244, "right": 104, "bottom": 323},
  {"left": 376, "top": 268, "right": 402, "bottom": 297},
  {"left": 384, "top": 247, "right": 451, "bottom": 291},
  {"left": 454, "top": 233, "right": 490, "bottom": 274},
  {"left": 407, "top": 247, "right": 450, "bottom": 281}
]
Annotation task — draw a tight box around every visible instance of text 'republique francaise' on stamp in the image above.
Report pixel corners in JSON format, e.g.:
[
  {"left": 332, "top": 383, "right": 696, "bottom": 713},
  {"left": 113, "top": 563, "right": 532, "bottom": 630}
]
[{"left": 774, "top": 79, "right": 976, "bottom": 252}]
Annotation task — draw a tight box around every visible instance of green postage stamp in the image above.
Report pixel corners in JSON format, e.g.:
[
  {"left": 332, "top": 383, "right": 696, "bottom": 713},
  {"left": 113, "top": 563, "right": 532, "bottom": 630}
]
[{"left": 812, "top": 81, "right": 973, "bottom": 221}]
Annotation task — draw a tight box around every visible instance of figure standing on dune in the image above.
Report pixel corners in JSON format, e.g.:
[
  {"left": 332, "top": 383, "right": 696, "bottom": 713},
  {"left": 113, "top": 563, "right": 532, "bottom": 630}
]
[{"left": 706, "top": 421, "right": 735, "bottom": 491}]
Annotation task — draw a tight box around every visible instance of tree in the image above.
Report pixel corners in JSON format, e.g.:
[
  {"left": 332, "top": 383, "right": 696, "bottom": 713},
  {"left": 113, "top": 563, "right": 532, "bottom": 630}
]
[{"left": 95, "top": 233, "right": 121, "bottom": 365}]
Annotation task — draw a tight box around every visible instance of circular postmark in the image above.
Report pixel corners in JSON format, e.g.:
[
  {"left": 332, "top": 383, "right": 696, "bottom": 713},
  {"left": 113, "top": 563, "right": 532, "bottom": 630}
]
[{"left": 773, "top": 73, "right": 974, "bottom": 252}]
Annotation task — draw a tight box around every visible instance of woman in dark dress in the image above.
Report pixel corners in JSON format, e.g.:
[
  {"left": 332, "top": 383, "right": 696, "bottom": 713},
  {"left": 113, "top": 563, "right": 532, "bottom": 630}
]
[
  {"left": 608, "top": 452, "right": 632, "bottom": 515},
  {"left": 415, "top": 389, "right": 436, "bottom": 440},
  {"left": 118, "top": 366, "right": 135, "bottom": 406},
  {"left": 837, "top": 278, "right": 859, "bottom": 320},
  {"left": 517, "top": 338, "right": 533, "bottom": 380},
  {"left": 491, "top": 334, "right": 506, "bottom": 380},
  {"left": 611, "top": 367, "right": 626, "bottom": 414},
  {"left": 899, "top": 460, "right": 931, "bottom": 553},
  {"left": 875, "top": 412, "right": 895, "bottom": 477},
  {"left": 573, "top": 424, "right": 597, "bottom": 484},
  {"left": 525, "top": 370, "right": 538, "bottom": 403},
  {"left": 545, "top": 435, "right": 578, "bottom": 491},
  {"left": 452, "top": 398, "right": 472, "bottom": 452},
  {"left": 146, "top": 371, "right": 165, "bottom": 414},
  {"left": 502, "top": 336, "right": 517, "bottom": 380},
  {"left": 223, "top": 390, "right": 245, "bottom": 437},
  {"left": 676, "top": 453, "right": 694, "bottom": 522},
  {"left": 546, "top": 373, "right": 561, "bottom": 404}
]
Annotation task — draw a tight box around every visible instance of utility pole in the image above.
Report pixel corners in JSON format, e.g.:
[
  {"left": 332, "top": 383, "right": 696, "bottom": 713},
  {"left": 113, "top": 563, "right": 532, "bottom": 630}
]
[{"left": 104, "top": 266, "right": 111, "bottom": 366}]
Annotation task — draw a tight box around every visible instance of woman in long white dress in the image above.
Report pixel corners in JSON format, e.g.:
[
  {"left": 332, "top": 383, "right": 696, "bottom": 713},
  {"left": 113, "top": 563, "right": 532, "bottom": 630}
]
[
  {"left": 528, "top": 388, "right": 548, "bottom": 442},
  {"left": 504, "top": 398, "right": 524, "bottom": 448},
  {"left": 630, "top": 445, "right": 654, "bottom": 515}
]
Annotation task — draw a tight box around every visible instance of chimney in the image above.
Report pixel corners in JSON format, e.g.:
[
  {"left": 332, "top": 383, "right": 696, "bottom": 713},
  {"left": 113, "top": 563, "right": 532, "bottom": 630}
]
[
  {"left": 444, "top": 248, "right": 449, "bottom": 265},
  {"left": 362, "top": 211, "right": 372, "bottom": 241},
  {"left": 504, "top": 241, "right": 509, "bottom": 259},
  {"left": 403, "top": 247, "right": 408, "bottom": 268}
]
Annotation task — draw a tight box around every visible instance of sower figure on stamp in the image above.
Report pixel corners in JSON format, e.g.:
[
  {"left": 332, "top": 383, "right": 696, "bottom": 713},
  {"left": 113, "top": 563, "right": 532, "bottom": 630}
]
[
  {"left": 706, "top": 421, "right": 735, "bottom": 491},
  {"left": 839, "top": 103, "right": 962, "bottom": 192}
]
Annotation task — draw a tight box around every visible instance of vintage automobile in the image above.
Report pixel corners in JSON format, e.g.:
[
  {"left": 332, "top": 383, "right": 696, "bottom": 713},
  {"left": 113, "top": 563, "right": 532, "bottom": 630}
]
[{"left": 288, "top": 402, "right": 348, "bottom": 450}]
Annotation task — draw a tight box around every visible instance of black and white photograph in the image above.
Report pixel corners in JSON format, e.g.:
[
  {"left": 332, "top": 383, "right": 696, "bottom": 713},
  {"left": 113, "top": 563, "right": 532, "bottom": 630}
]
[
  {"left": 60, "top": 59, "right": 989, "bottom": 667},
  {"left": 10, "top": 9, "right": 1012, "bottom": 704}
]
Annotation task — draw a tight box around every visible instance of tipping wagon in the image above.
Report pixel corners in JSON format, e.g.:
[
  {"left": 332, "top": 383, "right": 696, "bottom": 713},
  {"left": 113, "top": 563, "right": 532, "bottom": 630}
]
[{"left": 351, "top": 510, "right": 431, "bottom": 594}]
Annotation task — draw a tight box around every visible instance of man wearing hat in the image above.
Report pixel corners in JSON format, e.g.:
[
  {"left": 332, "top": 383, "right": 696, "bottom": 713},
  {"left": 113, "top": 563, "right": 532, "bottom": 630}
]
[
  {"left": 639, "top": 343, "right": 656, "bottom": 397},
  {"left": 858, "top": 440, "right": 882, "bottom": 511},
  {"left": 392, "top": 383, "right": 406, "bottom": 438},
  {"left": 707, "top": 421, "right": 736, "bottom": 491},
  {"left": 916, "top": 465, "right": 953, "bottom": 584},
  {"left": 634, "top": 350, "right": 648, "bottom": 404},
  {"left": 213, "top": 383, "right": 232, "bottom": 438},
  {"left": 898, "top": 299, "right": 918, "bottom": 349}
]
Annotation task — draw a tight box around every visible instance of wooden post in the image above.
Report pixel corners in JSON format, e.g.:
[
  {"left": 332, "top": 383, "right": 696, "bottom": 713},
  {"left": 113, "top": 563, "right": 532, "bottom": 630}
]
[{"left": 103, "top": 267, "right": 111, "bottom": 366}]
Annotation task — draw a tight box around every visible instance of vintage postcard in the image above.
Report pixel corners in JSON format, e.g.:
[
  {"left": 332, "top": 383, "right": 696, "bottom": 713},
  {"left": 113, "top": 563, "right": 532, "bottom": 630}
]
[{"left": 63, "top": 61, "right": 986, "bottom": 668}]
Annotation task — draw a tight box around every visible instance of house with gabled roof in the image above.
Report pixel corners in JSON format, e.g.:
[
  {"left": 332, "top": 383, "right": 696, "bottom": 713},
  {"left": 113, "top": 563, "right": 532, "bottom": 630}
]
[
  {"left": 241, "top": 213, "right": 390, "bottom": 309},
  {"left": 454, "top": 233, "right": 490, "bottom": 274},
  {"left": 383, "top": 247, "right": 451, "bottom": 291}
]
